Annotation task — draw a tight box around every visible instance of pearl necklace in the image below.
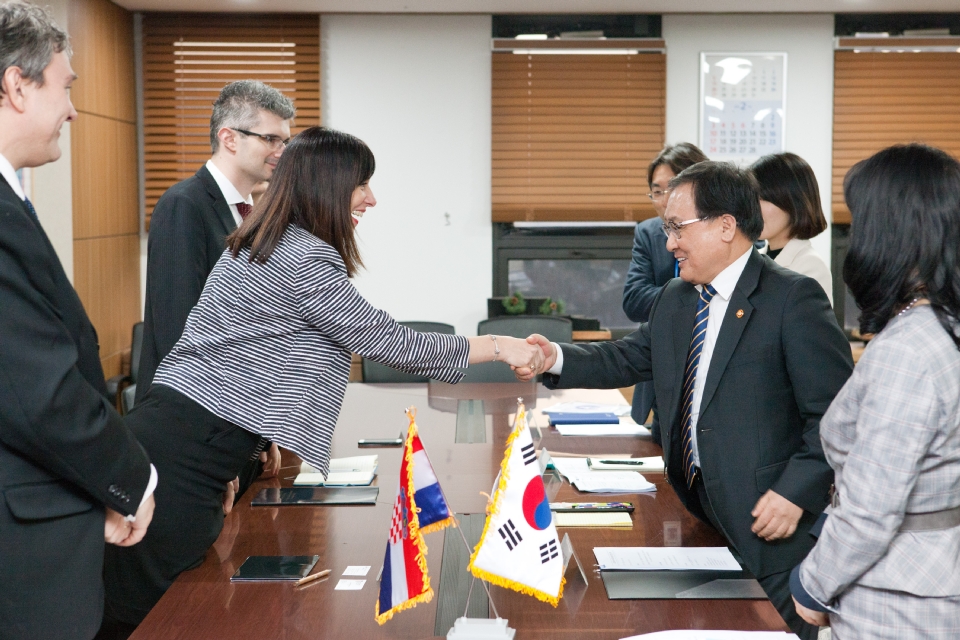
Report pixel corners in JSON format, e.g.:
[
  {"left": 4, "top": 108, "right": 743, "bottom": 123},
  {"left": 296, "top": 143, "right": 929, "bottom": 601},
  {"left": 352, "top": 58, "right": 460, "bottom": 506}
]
[{"left": 898, "top": 297, "right": 923, "bottom": 317}]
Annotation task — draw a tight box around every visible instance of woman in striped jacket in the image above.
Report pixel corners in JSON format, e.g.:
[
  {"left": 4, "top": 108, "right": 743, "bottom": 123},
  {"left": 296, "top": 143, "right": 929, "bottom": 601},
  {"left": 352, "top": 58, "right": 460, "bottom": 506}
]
[{"left": 100, "top": 127, "right": 544, "bottom": 635}]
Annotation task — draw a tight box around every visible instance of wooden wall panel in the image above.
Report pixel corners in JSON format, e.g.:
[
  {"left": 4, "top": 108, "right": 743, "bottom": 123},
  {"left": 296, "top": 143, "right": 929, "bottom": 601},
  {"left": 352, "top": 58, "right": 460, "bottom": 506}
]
[
  {"left": 69, "top": 0, "right": 140, "bottom": 376},
  {"left": 492, "top": 52, "right": 666, "bottom": 222},
  {"left": 73, "top": 235, "right": 141, "bottom": 379},
  {"left": 832, "top": 51, "right": 960, "bottom": 224}
]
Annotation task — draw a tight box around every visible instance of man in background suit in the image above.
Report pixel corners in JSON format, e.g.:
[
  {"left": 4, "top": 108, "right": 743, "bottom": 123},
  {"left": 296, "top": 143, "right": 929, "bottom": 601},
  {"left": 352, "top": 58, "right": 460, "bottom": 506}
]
[
  {"left": 622, "top": 143, "right": 709, "bottom": 445},
  {"left": 521, "top": 162, "right": 853, "bottom": 639},
  {"left": 137, "top": 80, "right": 294, "bottom": 495},
  {"left": 0, "top": 3, "right": 155, "bottom": 638}
]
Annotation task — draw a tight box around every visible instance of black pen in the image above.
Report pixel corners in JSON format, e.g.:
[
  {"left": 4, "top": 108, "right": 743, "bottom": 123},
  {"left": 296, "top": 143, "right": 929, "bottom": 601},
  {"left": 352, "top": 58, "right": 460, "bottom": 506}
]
[{"left": 593, "top": 459, "right": 643, "bottom": 465}]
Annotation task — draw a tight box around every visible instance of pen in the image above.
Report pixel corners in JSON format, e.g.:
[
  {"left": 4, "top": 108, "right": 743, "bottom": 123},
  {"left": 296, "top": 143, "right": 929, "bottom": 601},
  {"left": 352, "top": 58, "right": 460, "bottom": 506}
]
[
  {"left": 295, "top": 568, "right": 331, "bottom": 586},
  {"left": 596, "top": 459, "right": 643, "bottom": 465}
]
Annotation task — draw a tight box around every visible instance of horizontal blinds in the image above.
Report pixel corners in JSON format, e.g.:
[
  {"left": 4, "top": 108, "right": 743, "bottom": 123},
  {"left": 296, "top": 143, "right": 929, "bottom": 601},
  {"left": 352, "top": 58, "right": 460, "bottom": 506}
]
[
  {"left": 832, "top": 50, "right": 960, "bottom": 224},
  {"left": 142, "top": 13, "right": 320, "bottom": 229},
  {"left": 492, "top": 52, "right": 665, "bottom": 222}
]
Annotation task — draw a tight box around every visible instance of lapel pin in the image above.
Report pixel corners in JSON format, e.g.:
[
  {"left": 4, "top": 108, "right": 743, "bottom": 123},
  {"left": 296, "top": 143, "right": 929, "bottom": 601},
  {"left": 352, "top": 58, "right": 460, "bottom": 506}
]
[{"left": 736, "top": 309, "right": 745, "bottom": 319}]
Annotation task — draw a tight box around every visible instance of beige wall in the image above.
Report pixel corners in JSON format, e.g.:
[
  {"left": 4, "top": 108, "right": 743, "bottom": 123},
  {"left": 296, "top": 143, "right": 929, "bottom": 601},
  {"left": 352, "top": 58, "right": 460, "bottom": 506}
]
[{"left": 69, "top": 0, "right": 141, "bottom": 379}]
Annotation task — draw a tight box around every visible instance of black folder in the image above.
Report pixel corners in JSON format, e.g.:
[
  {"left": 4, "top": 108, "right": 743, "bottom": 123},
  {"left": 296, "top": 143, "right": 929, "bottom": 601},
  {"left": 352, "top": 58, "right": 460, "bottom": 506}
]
[
  {"left": 230, "top": 555, "right": 319, "bottom": 582},
  {"left": 251, "top": 486, "right": 379, "bottom": 506}
]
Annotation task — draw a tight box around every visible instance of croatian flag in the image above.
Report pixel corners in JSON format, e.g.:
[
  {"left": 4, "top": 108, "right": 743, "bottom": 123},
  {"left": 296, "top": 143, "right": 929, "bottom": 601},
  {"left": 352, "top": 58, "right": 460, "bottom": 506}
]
[{"left": 375, "top": 408, "right": 452, "bottom": 624}]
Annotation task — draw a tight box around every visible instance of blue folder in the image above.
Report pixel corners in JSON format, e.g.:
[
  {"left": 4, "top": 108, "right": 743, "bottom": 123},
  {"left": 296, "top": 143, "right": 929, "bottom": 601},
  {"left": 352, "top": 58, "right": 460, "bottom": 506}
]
[{"left": 548, "top": 412, "right": 620, "bottom": 425}]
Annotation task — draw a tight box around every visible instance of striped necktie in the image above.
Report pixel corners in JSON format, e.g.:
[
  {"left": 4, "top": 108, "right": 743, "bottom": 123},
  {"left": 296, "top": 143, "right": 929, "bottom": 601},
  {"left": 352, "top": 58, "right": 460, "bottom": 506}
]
[
  {"left": 23, "top": 197, "right": 38, "bottom": 222},
  {"left": 680, "top": 283, "right": 717, "bottom": 488}
]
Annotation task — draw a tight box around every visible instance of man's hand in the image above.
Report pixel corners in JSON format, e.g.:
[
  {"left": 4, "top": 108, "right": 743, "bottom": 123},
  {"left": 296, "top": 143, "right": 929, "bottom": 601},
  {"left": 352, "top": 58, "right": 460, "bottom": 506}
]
[
  {"left": 105, "top": 493, "right": 155, "bottom": 547},
  {"left": 259, "top": 443, "right": 281, "bottom": 479},
  {"left": 793, "top": 596, "right": 829, "bottom": 627},
  {"left": 223, "top": 476, "right": 240, "bottom": 515},
  {"left": 514, "top": 334, "right": 556, "bottom": 382},
  {"left": 751, "top": 489, "right": 803, "bottom": 540}
]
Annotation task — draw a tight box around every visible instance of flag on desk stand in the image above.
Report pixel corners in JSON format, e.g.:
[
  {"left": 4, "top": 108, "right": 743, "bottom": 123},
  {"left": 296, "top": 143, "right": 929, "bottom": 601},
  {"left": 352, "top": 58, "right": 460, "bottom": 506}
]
[
  {"left": 468, "top": 400, "right": 565, "bottom": 606},
  {"left": 375, "top": 407, "right": 454, "bottom": 624}
]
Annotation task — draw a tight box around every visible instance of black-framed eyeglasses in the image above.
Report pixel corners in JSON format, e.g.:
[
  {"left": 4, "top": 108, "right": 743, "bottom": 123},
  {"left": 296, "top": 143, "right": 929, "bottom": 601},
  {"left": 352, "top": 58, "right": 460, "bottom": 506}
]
[
  {"left": 647, "top": 189, "right": 670, "bottom": 201},
  {"left": 661, "top": 217, "right": 705, "bottom": 239},
  {"left": 231, "top": 128, "right": 290, "bottom": 151}
]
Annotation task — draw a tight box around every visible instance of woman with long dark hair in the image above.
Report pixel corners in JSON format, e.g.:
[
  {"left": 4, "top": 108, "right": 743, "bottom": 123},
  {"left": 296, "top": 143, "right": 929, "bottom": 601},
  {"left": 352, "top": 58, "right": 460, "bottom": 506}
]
[
  {"left": 749, "top": 152, "right": 833, "bottom": 304},
  {"left": 99, "top": 127, "right": 544, "bottom": 635},
  {"left": 790, "top": 143, "right": 960, "bottom": 638}
]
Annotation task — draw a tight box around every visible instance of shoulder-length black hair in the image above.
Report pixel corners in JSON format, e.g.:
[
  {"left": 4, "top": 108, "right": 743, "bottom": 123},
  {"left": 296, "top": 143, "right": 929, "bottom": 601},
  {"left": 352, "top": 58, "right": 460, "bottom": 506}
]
[
  {"left": 226, "top": 126, "right": 374, "bottom": 277},
  {"left": 843, "top": 143, "right": 960, "bottom": 348},
  {"left": 749, "top": 152, "right": 827, "bottom": 240}
]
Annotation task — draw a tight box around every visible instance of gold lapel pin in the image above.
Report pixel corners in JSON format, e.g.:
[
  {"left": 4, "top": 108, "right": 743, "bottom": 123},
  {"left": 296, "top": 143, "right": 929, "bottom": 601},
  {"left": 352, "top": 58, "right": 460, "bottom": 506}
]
[{"left": 736, "top": 309, "right": 745, "bottom": 319}]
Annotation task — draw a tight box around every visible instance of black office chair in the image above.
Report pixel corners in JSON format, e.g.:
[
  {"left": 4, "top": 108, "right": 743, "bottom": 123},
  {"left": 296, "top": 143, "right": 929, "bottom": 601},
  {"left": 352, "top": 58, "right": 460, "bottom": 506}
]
[
  {"left": 106, "top": 322, "right": 143, "bottom": 414},
  {"left": 461, "top": 315, "right": 573, "bottom": 382},
  {"left": 361, "top": 321, "right": 456, "bottom": 383}
]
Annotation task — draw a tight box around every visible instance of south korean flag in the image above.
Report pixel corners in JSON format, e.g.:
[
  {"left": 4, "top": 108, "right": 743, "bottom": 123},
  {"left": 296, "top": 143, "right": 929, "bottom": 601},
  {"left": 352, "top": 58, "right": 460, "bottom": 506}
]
[{"left": 468, "top": 401, "right": 564, "bottom": 606}]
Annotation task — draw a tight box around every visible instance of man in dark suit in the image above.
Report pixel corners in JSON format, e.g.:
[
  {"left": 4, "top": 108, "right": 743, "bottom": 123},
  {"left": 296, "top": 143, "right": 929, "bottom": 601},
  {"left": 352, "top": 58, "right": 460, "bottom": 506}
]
[
  {"left": 522, "top": 162, "right": 853, "bottom": 639},
  {"left": 623, "top": 143, "right": 709, "bottom": 444},
  {"left": 0, "top": 3, "right": 155, "bottom": 638},
  {"left": 137, "top": 81, "right": 294, "bottom": 494}
]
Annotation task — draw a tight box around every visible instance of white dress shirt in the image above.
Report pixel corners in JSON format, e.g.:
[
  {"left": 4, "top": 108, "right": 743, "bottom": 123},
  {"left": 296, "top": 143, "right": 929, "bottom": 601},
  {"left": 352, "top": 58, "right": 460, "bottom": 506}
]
[
  {"left": 0, "top": 153, "right": 158, "bottom": 517},
  {"left": 205, "top": 159, "right": 252, "bottom": 227},
  {"left": 549, "top": 247, "right": 753, "bottom": 468}
]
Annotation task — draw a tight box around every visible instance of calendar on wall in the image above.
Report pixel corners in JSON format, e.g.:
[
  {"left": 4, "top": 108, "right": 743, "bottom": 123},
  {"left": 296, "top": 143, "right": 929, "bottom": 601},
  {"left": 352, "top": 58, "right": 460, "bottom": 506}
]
[{"left": 699, "top": 52, "right": 787, "bottom": 166}]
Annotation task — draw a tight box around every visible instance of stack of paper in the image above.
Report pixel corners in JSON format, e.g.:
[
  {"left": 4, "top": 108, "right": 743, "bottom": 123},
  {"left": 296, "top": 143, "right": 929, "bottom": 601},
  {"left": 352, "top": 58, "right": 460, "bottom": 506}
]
[
  {"left": 594, "top": 547, "right": 741, "bottom": 571},
  {"left": 294, "top": 455, "right": 378, "bottom": 486},
  {"left": 541, "top": 401, "right": 633, "bottom": 417},
  {"left": 552, "top": 457, "right": 660, "bottom": 484},
  {"left": 570, "top": 472, "right": 655, "bottom": 494},
  {"left": 621, "top": 632, "right": 799, "bottom": 640},
  {"left": 554, "top": 512, "right": 633, "bottom": 528},
  {"left": 554, "top": 419, "right": 651, "bottom": 437}
]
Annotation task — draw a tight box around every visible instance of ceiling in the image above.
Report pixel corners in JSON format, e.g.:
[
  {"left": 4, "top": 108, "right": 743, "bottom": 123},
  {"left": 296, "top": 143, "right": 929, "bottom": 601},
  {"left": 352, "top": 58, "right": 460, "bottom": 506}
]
[{"left": 112, "top": 0, "right": 960, "bottom": 14}]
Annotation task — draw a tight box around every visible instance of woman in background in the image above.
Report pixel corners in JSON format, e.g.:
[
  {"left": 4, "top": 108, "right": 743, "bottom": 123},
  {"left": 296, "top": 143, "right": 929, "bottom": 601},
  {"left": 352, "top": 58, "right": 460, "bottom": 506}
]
[
  {"left": 100, "top": 127, "right": 544, "bottom": 637},
  {"left": 791, "top": 143, "right": 960, "bottom": 638},
  {"left": 749, "top": 152, "right": 833, "bottom": 305}
]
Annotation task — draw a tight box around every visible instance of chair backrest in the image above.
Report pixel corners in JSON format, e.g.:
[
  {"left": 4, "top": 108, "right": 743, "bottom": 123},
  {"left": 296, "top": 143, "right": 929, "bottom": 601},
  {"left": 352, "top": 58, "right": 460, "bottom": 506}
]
[
  {"left": 121, "top": 384, "right": 137, "bottom": 414},
  {"left": 461, "top": 315, "right": 573, "bottom": 383},
  {"left": 130, "top": 322, "right": 144, "bottom": 383},
  {"left": 361, "top": 321, "right": 457, "bottom": 383}
]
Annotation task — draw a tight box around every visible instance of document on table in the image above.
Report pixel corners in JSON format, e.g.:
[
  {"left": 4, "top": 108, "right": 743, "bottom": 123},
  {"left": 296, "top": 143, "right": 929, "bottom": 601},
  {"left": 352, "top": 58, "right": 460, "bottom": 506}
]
[
  {"left": 620, "top": 631, "right": 799, "bottom": 640},
  {"left": 554, "top": 512, "right": 633, "bottom": 528},
  {"left": 555, "top": 420, "right": 651, "bottom": 437},
  {"left": 552, "top": 457, "right": 662, "bottom": 480},
  {"left": 594, "top": 547, "right": 741, "bottom": 571},
  {"left": 572, "top": 472, "right": 655, "bottom": 494},
  {"left": 541, "top": 401, "right": 633, "bottom": 417},
  {"left": 295, "top": 455, "right": 378, "bottom": 486}
]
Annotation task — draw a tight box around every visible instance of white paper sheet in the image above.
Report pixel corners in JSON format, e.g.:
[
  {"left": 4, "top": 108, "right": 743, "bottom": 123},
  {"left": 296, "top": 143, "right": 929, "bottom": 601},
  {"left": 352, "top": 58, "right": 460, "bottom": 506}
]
[
  {"left": 334, "top": 579, "right": 366, "bottom": 590},
  {"left": 594, "top": 547, "right": 741, "bottom": 571},
  {"left": 555, "top": 421, "right": 651, "bottom": 437},
  {"left": 342, "top": 565, "right": 370, "bottom": 576},
  {"left": 571, "top": 472, "right": 656, "bottom": 494},
  {"left": 541, "top": 401, "right": 633, "bottom": 417},
  {"left": 621, "top": 631, "right": 799, "bottom": 640}
]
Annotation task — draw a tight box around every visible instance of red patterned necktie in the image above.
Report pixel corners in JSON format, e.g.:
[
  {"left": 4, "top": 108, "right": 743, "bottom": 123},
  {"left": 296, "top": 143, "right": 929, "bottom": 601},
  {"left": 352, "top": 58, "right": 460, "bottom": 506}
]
[{"left": 236, "top": 202, "right": 252, "bottom": 220}]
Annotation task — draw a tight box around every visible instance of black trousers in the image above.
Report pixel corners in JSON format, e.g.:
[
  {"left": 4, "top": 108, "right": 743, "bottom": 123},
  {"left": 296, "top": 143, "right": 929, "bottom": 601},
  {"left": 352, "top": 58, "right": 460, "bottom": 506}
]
[
  {"left": 101, "top": 385, "right": 262, "bottom": 628},
  {"left": 693, "top": 477, "right": 819, "bottom": 640}
]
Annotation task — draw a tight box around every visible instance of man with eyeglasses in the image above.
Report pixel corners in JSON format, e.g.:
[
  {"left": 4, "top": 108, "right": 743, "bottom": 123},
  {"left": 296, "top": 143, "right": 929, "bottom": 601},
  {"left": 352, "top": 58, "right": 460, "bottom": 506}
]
[
  {"left": 521, "top": 162, "right": 853, "bottom": 640},
  {"left": 136, "top": 80, "right": 294, "bottom": 501},
  {"left": 623, "top": 143, "right": 708, "bottom": 445}
]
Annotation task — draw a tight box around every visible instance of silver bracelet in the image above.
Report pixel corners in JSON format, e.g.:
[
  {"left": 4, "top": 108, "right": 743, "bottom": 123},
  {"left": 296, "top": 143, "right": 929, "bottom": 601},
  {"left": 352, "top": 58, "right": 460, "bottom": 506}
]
[{"left": 490, "top": 334, "right": 500, "bottom": 361}]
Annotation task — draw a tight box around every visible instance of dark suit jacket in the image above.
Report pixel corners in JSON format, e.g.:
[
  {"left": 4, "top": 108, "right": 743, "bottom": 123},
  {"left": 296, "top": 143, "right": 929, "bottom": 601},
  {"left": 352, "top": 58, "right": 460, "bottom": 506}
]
[
  {"left": 548, "top": 250, "right": 854, "bottom": 578},
  {"left": 137, "top": 165, "right": 237, "bottom": 402},
  {"left": 0, "top": 180, "right": 151, "bottom": 639},
  {"left": 622, "top": 217, "right": 677, "bottom": 434}
]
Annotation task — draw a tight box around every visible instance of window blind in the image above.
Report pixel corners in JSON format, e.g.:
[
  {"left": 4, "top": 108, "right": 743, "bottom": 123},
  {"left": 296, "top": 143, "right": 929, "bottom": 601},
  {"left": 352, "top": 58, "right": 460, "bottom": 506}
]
[
  {"left": 142, "top": 13, "right": 320, "bottom": 229},
  {"left": 833, "top": 40, "right": 960, "bottom": 224},
  {"left": 492, "top": 41, "right": 666, "bottom": 222}
]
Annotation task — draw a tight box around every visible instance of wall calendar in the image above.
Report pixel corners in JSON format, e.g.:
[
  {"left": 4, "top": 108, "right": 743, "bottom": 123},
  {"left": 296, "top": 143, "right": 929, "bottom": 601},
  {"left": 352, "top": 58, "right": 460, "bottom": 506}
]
[{"left": 699, "top": 52, "right": 787, "bottom": 166}]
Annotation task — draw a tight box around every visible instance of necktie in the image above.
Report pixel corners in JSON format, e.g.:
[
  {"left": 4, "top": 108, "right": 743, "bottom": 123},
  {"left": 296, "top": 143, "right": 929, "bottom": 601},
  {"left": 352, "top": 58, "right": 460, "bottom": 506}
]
[
  {"left": 680, "top": 283, "right": 717, "bottom": 488},
  {"left": 23, "top": 197, "right": 39, "bottom": 222},
  {"left": 236, "top": 202, "right": 252, "bottom": 220}
]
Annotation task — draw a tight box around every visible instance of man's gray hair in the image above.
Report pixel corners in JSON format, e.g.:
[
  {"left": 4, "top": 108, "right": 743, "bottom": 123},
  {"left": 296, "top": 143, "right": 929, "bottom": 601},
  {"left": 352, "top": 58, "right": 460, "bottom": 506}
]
[
  {"left": 0, "top": 1, "right": 70, "bottom": 96},
  {"left": 209, "top": 80, "right": 296, "bottom": 153}
]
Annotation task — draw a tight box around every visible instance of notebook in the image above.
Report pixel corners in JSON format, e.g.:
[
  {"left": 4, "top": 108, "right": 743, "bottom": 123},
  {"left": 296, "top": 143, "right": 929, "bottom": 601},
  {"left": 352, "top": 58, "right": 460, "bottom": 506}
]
[
  {"left": 251, "top": 486, "right": 379, "bottom": 506},
  {"left": 294, "top": 455, "right": 378, "bottom": 486}
]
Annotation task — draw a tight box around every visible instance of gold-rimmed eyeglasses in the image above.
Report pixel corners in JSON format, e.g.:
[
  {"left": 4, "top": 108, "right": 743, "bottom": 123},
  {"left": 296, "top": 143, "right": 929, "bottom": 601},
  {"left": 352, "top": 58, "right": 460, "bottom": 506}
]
[
  {"left": 231, "top": 128, "right": 290, "bottom": 151},
  {"left": 661, "top": 217, "right": 705, "bottom": 239},
  {"left": 646, "top": 189, "right": 670, "bottom": 201}
]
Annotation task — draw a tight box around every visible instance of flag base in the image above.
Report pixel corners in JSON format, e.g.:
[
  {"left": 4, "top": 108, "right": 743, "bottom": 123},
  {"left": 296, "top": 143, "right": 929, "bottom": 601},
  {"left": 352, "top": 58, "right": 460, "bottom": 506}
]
[{"left": 446, "top": 617, "right": 515, "bottom": 639}]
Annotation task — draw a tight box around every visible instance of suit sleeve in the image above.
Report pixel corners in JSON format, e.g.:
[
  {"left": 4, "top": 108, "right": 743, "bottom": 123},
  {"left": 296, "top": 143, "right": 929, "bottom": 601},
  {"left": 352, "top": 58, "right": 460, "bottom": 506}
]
[
  {"left": 0, "top": 225, "right": 150, "bottom": 516},
  {"left": 622, "top": 222, "right": 663, "bottom": 322},
  {"left": 145, "top": 192, "right": 214, "bottom": 363},
  {"left": 772, "top": 277, "right": 853, "bottom": 513},
  {"left": 295, "top": 248, "right": 470, "bottom": 382}
]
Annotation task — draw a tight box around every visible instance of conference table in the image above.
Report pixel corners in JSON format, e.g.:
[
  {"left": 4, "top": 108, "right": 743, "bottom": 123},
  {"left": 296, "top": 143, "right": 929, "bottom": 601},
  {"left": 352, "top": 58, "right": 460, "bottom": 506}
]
[{"left": 131, "top": 382, "right": 790, "bottom": 639}]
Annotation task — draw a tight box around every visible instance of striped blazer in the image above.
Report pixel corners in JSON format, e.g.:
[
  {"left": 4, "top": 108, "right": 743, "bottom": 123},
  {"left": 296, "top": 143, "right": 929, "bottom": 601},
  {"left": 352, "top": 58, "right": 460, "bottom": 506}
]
[{"left": 155, "top": 225, "right": 469, "bottom": 475}]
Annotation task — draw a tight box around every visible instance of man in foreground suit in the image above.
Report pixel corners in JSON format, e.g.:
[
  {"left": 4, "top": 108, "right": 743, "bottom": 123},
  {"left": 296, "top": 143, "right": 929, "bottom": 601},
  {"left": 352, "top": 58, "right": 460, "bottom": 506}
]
[
  {"left": 137, "top": 80, "right": 294, "bottom": 493},
  {"left": 0, "top": 3, "right": 155, "bottom": 638},
  {"left": 521, "top": 162, "right": 853, "bottom": 639}
]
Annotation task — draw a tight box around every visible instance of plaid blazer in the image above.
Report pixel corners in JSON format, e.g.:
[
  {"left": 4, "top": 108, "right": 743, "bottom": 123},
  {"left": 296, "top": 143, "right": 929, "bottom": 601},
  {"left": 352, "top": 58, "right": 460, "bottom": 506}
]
[{"left": 800, "top": 304, "right": 960, "bottom": 602}]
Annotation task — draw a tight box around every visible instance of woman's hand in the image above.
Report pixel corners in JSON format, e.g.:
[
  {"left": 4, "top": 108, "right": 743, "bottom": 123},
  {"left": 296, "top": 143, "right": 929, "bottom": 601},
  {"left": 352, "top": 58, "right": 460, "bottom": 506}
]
[
  {"left": 793, "top": 596, "right": 829, "bottom": 627},
  {"left": 259, "top": 443, "right": 281, "bottom": 479},
  {"left": 494, "top": 335, "right": 545, "bottom": 372},
  {"left": 514, "top": 334, "right": 556, "bottom": 381}
]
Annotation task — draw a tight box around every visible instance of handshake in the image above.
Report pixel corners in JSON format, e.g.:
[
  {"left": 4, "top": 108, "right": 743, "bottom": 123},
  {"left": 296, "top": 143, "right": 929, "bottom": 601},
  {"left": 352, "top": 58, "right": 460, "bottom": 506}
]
[{"left": 489, "top": 334, "right": 558, "bottom": 381}]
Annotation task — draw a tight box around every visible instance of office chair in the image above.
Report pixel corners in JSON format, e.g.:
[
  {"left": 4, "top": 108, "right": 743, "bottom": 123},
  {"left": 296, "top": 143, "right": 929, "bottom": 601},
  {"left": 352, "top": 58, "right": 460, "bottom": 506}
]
[
  {"left": 106, "top": 322, "right": 143, "bottom": 414},
  {"left": 361, "top": 321, "right": 456, "bottom": 383}
]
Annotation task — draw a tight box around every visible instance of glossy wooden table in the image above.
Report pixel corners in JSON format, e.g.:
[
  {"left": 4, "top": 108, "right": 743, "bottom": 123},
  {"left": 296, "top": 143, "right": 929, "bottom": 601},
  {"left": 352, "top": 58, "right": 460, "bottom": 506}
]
[{"left": 131, "top": 383, "right": 789, "bottom": 639}]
